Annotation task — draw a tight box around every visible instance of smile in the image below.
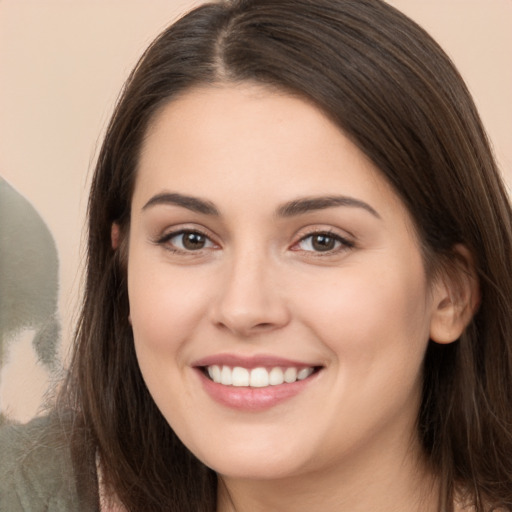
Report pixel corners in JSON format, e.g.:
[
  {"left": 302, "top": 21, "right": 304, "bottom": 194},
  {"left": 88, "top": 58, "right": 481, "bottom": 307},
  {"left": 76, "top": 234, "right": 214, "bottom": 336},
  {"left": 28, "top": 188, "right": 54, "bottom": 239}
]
[
  {"left": 206, "top": 365, "right": 316, "bottom": 387},
  {"left": 193, "top": 355, "right": 323, "bottom": 411}
]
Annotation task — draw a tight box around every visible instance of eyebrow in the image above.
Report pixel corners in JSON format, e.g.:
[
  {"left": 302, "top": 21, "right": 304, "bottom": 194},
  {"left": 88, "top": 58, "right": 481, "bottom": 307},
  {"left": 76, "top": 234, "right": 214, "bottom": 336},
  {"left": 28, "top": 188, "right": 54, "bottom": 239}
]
[
  {"left": 142, "top": 192, "right": 219, "bottom": 215},
  {"left": 276, "top": 196, "right": 380, "bottom": 219},
  {"left": 142, "top": 192, "right": 380, "bottom": 219}
]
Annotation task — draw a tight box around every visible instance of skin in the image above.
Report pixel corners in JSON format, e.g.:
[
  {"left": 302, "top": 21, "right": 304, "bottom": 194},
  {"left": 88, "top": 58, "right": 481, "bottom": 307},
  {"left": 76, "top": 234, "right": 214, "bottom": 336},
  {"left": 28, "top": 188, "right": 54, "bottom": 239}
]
[{"left": 126, "top": 83, "right": 471, "bottom": 512}]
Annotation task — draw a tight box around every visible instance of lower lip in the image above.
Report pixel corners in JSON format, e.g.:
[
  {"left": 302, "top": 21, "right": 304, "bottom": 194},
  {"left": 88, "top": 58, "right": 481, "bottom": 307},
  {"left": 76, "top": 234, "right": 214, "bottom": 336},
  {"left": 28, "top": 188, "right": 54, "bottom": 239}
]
[{"left": 196, "top": 369, "right": 319, "bottom": 411}]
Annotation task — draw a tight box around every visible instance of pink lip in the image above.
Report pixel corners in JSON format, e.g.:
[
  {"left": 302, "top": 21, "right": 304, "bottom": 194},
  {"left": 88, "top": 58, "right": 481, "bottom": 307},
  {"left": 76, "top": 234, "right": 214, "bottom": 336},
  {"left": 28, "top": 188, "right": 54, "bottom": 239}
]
[{"left": 192, "top": 353, "right": 318, "bottom": 370}]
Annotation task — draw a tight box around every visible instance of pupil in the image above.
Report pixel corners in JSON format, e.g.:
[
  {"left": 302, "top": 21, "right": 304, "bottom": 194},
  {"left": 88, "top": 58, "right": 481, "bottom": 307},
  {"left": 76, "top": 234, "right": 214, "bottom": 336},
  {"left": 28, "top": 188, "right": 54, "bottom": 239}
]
[
  {"left": 183, "top": 232, "right": 205, "bottom": 250},
  {"left": 312, "top": 234, "right": 335, "bottom": 251}
]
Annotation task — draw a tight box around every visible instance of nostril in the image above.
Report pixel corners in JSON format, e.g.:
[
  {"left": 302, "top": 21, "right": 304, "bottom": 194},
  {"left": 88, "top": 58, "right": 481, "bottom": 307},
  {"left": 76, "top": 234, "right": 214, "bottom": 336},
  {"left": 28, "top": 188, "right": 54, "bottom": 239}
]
[
  {"left": 254, "top": 322, "right": 274, "bottom": 330},
  {"left": 213, "top": 320, "right": 276, "bottom": 336}
]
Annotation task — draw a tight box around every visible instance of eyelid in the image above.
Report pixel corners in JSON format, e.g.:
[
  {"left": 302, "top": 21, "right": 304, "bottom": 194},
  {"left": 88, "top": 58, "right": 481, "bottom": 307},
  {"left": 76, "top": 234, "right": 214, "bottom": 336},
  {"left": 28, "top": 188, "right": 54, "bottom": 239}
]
[
  {"left": 290, "top": 228, "right": 355, "bottom": 254},
  {"left": 152, "top": 224, "right": 354, "bottom": 256},
  {"left": 154, "top": 225, "right": 220, "bottom": 253}
]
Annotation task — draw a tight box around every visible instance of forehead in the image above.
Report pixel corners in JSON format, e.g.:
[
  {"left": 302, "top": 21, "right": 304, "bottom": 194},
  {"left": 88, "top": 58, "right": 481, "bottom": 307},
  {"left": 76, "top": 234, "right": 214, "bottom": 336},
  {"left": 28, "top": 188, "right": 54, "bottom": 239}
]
[
  {"left": 134, "top": 83, "right": 409, "bottom": 226},
  {"left": 141, "top": 83, "right": 343, "bottom": 166}
]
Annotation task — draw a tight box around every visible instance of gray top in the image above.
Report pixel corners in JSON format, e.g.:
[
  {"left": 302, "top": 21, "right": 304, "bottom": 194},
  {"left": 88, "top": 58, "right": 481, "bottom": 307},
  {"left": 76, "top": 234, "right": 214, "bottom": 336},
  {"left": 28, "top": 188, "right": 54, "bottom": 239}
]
[{"left": 0, "top": 415, "right": 96, "bottom": 511}]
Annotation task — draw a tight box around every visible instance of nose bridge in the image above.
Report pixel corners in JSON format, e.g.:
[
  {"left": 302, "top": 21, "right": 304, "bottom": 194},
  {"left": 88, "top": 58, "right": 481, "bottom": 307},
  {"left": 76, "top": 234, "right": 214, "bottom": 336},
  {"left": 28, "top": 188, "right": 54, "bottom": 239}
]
[{"left": 211, "top": 242, "right": 289, "bottom": 336}]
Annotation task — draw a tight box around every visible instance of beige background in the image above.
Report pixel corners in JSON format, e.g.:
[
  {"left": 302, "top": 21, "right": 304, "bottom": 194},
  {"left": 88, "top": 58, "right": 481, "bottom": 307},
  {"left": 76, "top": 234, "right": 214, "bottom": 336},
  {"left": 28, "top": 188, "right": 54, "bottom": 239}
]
[{"left": 1, "top": 0, "right": 511, "bottom": 422}]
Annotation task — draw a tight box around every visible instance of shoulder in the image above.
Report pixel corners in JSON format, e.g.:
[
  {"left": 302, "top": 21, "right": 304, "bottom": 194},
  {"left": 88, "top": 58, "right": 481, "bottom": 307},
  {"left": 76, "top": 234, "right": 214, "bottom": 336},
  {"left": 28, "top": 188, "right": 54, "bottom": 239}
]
[{"left": 0, "top": 414, "right": 89, "bottom": 512}]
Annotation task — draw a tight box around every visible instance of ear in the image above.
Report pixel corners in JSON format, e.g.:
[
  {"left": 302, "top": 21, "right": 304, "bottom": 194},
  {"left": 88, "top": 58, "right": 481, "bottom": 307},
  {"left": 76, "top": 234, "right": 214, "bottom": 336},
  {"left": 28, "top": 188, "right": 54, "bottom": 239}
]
[
  {"left": 429, "top": 245, "right": 480, "bottom": 344},
  {"left": 111, "top": 222, "right": 120, "bottom": 250}
]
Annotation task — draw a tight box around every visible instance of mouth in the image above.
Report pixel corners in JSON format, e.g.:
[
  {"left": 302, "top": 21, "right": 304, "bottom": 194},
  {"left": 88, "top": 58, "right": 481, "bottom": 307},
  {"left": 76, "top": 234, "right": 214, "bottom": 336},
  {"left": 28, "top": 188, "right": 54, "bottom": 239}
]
[
  {"left": 192, "top": 354, "right": 324, "bottom": 410},
  {"left": 201, "top": 364, "right": 321, "bottom": 388}
]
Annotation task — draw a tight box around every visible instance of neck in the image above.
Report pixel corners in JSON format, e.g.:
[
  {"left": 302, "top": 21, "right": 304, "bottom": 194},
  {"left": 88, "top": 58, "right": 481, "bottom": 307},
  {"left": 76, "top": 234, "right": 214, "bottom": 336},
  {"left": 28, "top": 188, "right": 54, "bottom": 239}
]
[{"left": 217, "top": 437, "right": 439, "bottom": 512}]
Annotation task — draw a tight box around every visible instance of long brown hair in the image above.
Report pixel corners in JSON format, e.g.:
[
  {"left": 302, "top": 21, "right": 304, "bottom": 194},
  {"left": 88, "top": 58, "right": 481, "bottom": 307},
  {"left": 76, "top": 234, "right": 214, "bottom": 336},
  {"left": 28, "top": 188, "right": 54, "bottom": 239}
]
[{"left": 59, "top": 1, "right": 512, "bottom": 510}]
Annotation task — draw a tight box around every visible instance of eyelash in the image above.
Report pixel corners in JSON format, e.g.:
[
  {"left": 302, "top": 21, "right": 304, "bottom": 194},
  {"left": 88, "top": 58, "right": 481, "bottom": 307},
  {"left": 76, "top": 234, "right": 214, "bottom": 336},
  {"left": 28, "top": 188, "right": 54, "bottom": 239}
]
[
  {"left": 292, "top": 230, "right": 355, "bottom": 255},
  {"left": 155, "top": 229, "right": 216, "bottom": 254},
  {"left": 154, "top": 228, "right": 354, "bottom": 256}
]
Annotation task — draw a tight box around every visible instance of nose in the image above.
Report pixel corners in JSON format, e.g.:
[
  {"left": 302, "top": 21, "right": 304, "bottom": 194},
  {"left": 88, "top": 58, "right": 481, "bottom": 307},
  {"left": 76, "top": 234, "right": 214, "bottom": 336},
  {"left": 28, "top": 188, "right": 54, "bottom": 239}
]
[{"left": 210, "top": 250, "right": 291, "bottom": 338}]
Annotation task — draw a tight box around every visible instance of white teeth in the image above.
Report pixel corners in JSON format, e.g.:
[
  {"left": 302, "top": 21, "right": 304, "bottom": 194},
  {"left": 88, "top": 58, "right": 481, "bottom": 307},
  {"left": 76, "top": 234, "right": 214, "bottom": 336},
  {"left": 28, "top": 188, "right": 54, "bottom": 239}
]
[
  {"left": 211, "top": 365, "right": 221, "bottom": 383},
  {"left": 221, "top": 365, "right": 232, "bottom": 385},
  {"left": 250, "top": 367, "right": 269, "bottom": 388},
  {"left": 284, "top": 367, "right": 297, "bottom": 383},
  {"left": 297, "top": 367, "right": 314, "bottom": 380},
  {"left": 205, "top": 365, "right": 315, "bottom": 387},
  {"left": 232, "top": 367, "right": 250, "bottom": 387},
  {"left": 269, "top": 367, "right": 284, "bottom": 385}
]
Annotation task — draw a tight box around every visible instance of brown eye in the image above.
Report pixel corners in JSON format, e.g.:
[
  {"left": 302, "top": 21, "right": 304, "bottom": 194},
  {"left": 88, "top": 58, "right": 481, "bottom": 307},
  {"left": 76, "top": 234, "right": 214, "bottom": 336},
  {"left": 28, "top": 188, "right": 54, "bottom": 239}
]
[
  {"left": 182, "top": 232, "right": 207, "bottom": 250},
  {"left": 161, "top": 230, "right": 215, "bottom": 252},
  {"left": 296, "top": 232, "right": 353, "bottom": 253},
  {"left": 311, "top": 234, "right": 337, "bottom": 251}
]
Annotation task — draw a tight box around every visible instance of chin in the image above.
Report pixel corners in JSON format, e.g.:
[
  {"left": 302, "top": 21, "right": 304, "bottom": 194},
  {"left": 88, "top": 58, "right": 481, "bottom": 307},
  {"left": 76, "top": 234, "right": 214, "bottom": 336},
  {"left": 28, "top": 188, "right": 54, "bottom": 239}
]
[
  {"left": 187, "top": 434, "right": 313, "bottom": 481},
  {"left": 208, "top": 457, "right": 305, "bottom": 481}
]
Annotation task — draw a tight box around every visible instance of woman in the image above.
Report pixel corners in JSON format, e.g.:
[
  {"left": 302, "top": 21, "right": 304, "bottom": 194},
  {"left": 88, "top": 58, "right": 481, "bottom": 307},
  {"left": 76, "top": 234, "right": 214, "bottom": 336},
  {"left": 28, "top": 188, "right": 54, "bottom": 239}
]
[{"left": 1, "top": 0, "right": 511, "bottom": 511}]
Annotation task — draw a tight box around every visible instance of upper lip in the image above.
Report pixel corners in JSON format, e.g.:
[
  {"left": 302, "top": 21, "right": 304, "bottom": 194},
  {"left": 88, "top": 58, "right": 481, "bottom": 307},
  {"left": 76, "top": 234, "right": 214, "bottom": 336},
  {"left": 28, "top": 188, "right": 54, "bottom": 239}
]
[{"left": 192, "top": 353, "right": 322, "bottom": 369}]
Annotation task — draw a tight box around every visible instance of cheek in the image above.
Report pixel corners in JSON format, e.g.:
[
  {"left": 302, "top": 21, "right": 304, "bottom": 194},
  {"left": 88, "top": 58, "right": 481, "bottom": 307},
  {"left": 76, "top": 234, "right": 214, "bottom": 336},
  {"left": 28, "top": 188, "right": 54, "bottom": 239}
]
[
  {"left": 126, "top": 253, "right": 216, "bottom": 423},
  {"left": 293, "top": 262, "right": 432, "bottom": 450},
  {"left": 297, "top": 261, "right": 432, "bottom": 369},
  {"left": 127, "top": 252, "right": 215, "bottom": 358}
]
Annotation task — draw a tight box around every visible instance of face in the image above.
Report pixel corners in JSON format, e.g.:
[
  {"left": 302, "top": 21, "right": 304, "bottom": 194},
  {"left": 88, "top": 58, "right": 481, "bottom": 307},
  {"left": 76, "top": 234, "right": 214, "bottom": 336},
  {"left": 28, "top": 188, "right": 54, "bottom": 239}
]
[{"left": 127, "top": 84, "right": 443, "bottom": 482}]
